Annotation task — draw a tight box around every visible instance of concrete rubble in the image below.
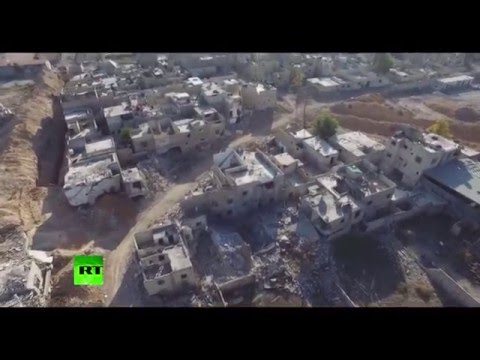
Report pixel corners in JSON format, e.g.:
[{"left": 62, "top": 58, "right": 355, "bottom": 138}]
[
  {"left": 0, "top": 102, "right": 13, "bottom": 120},
  {"left": 0, "top": 227, "right": 52, "bottom": 307},
  {"left": 137, "top": 156, "right": 171, "bottom": 195}
]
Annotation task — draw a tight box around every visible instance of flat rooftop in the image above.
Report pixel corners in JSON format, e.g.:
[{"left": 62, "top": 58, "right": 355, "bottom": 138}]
[
  {"left": 423, "top": 133, "right": 458, "bottom": 153},
  {"left": 173, "top": 118, "right": 204, "bottom": 133},
  {"left": 216, "top": 150, "right": 281, "bottom": 186},
  {"left": 103, "top": 103, "right": 131, "bottom": 118},
  {"left": 331, "top": 131, "right": 385, "bottom": 157},
  {"left": 293, "top": 129, "right": 314, "bottom": 140},
  {"left": 303, "top": 137, "right": 338, "bottom": 157},
  {"left": 309, "top": 192, "right": 351, "bottom": 224},
  {"left": 194, "top": 106, "right": 217, "bottom": 117},
  {"left": 64, "top": 109, "right": 91, "bottom": 123},
  {"left": 164, "top": 246, "right": 192, "bottom": 272},
  {"left": 343, "top": 163, "right": 395, "bottom": 195},
  {"left": 438, "top": 75, "right": 474, "bottom": 84},
  {"left": 228, "top": 151, "right": 277, "bottom": 186},
  {"left": 461, "top": 146, "right": 480, "bottom": 158},
  {"left": 85, "top": 137, "right": 115, "bottom": 155},
  {"left": 202, "top": 83, "right": 226, "bottom": 97},
  {"left": 307, "top": 77, "right": 339, "bottom": 87},
  {"left": 317, "top": 174, "right": 342, "bottom": 195},
  {"left": 425, "top": 158, "right": 480, "bottom": 205},
  {"left": 223, "top": 79, "right": 239, "bottom": 86},
  {"left": 64, "top": 153, "right": 118, "bottom": 187},
  {"left": 186, "top": 77, "right": 203, "bottom": 86},
  {"left": 273, "top": 153, "right": 298, "bottom": 168},
  {"left": 121, "top": 167, "right": 143, "bottom": 183}
]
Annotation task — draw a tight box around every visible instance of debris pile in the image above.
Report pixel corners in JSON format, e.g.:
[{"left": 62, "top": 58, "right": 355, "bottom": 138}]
[
  {"left": 137, "top": 156, "right": 170, "bottom": 195},
  {"left": 0, "top": 102, "right": 13, "bottom": 121},
  {"left": 468, "top": 262, "right": 480, "bottom": 285},
  {"left": 0, "top": 227, "right": 52, "bottom": 307}
]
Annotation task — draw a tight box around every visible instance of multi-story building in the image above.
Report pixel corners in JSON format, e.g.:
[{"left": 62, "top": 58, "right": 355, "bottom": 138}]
[
  {"left": 329, "top": 131, "right": 385, "bottom": 165},
  {"left": 134, "top": 222, "right": 196, "bottom": 296},
  {"left": 301, "top": 159, "right": 397, "bottom": 239},
  {"left": 182, "top": 148, "right": 285, "bottom": 217},
  {"left": 380, "top": 126, "right": 462, "bottom": 187},
  {"left": 153, "top": 106, "right": 225, "bottom": 155},
  {"left": 240, "top": 83, "right": 277, "bottom": 111},
  {"left": 275, "top": 128, "right": 338, "bottom": 171}
]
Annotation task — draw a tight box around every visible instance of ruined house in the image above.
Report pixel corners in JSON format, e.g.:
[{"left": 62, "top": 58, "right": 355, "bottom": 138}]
[
  {"left": 198, "top": 79, "right": 243, "bottom": 124},
  {"left": 240, "top": 83, "right": 277, "bottom": 111},
  {"left": 0, "top": 229, "right": 52, "bottom": 307},
  {"left": 63, "top": 139, "right": 122, "bottom": 207},
  {"left": 121, "top": 167, "right": 148, "bottom": 199},
  {"left": 64, "top": 108, "right": 102, "bottom": 154},
  {"left": 276, "top": 128, "right": 338, "bottom": 171},
  {"left": 134, "top": 222, "right": 197, "bottom": 296},
  {"left": 153, "top": 106, "right": 225, "bottom": 155},
  {"left": 182, "top": 148, "right": 286, "bottom": 218}
]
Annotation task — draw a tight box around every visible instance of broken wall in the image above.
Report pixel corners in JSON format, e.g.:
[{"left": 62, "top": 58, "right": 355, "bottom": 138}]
[{"left": 64, "top": 174, "right": 122, "bottom": 207}]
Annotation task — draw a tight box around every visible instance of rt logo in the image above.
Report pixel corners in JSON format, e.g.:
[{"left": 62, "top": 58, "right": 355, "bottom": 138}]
[{"left": 74, "top": 255, "right": 104, "bottom": 286}]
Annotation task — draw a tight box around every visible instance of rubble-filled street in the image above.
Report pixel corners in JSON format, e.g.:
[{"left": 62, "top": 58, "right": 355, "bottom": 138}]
[{"left": 2, "top": 52, "right": 480, "bottom": 307}]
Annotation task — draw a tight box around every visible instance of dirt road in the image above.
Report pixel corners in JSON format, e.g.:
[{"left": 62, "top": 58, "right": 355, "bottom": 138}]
[{"left": 104, "top": 110, "right": 298, "bottom": 305}]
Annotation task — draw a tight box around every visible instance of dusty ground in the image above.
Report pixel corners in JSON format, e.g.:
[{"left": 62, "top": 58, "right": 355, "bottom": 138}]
[
  {"left": 316, "top": 92, "right": 480, "bottom": 149},
  {"left": 0, "top": 71, "right": 63, "bottom": 231},
  {"left": 0, "top": 70, "right": 141, "bottom": 307},
  {"left": 399, "top": 214, "right": 480, "bottom": 303},
  {"left": 106, "top": 104, "right": 305, "bottom": 306}
]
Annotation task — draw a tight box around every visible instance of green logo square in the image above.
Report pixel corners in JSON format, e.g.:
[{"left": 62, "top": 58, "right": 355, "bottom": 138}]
[{"left": 74, "top": 255, "right": 104, "bottom": 286}]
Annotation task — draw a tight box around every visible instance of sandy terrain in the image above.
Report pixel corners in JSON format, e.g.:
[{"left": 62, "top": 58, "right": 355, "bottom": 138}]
[
  {"left": 318, "top": 93, "right": 480, "bottom": 149},
  {"left": 0, "top": 71, "right": 63, "bottom": 231}
]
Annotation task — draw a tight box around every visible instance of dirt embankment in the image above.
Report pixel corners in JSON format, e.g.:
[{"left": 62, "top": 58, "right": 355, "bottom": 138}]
[
  {"left": 324, "top": 94, "right": 480, "bottom": 147},
  {"left": 426, "top": 100, "right": 480, "bottom": 123},
  {"left": 0, "top": 71, "right": 64, "bottom": 233}
]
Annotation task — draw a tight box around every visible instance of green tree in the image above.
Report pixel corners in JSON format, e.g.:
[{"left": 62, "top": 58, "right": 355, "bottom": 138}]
[
  {"left": 372, "top": 53, "right": 394, "bottom": 74},
  {"left": 428, "top": 119, "right": 452, "bottom": 138},
  {"left": 313, "top": 112, "right": 339, "bottom": 139},
  {"left": 120, "top": 127, "right": 132, "bottom": 143},
  {"left": 290, "top": 68, "right": 305, "bottom": 92}
]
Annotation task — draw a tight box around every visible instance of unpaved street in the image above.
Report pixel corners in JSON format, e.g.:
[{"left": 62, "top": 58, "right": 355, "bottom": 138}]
[{"left": 105, "top": 109, "right": 300, "bottom": 305}]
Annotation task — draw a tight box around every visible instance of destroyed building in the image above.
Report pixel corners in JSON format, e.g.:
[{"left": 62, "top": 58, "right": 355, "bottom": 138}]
[
  {"left": 153, "top": 106, "right": 226, "bottom": 155},
  {"left": 121, "top": 167, "right": 148, "bottom": 199},
  {"left": 164, "top": 92, "right": 195, "bottom": 117},
  {"left": 182, "top": 148, "right": 286, "bottom": 217},
  {"left": 275, "top": 128, "right": 338, "bottom": 171},
  {"left": 240, "top": 83, "right": 277, "bottom": 111},
  {"left": 199, "top": 79, "right": 244, "bottom": 124},
  {"left": 380, "top": 126, "right": 462, "bottom": 187},
  {"left": 63, "top": 138, "right": 123, "bottom": 207},
  {"left": 332, "top": 161, "right": 397, "bottom": 217},
  {"left": 301, "top": 182, "right": 362, "bottom": 240},
  {"left": 64, "top": 108, "right": 102, "bottom": 154},
  {"left": 301, "top": 160, "right": 396, "bottom": 239},
  {"left": 134, "top": 222, "right": 197, "bottom": 296},
  {"left": 0, "top": 229, "right": 52, "bottom": 307}
]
